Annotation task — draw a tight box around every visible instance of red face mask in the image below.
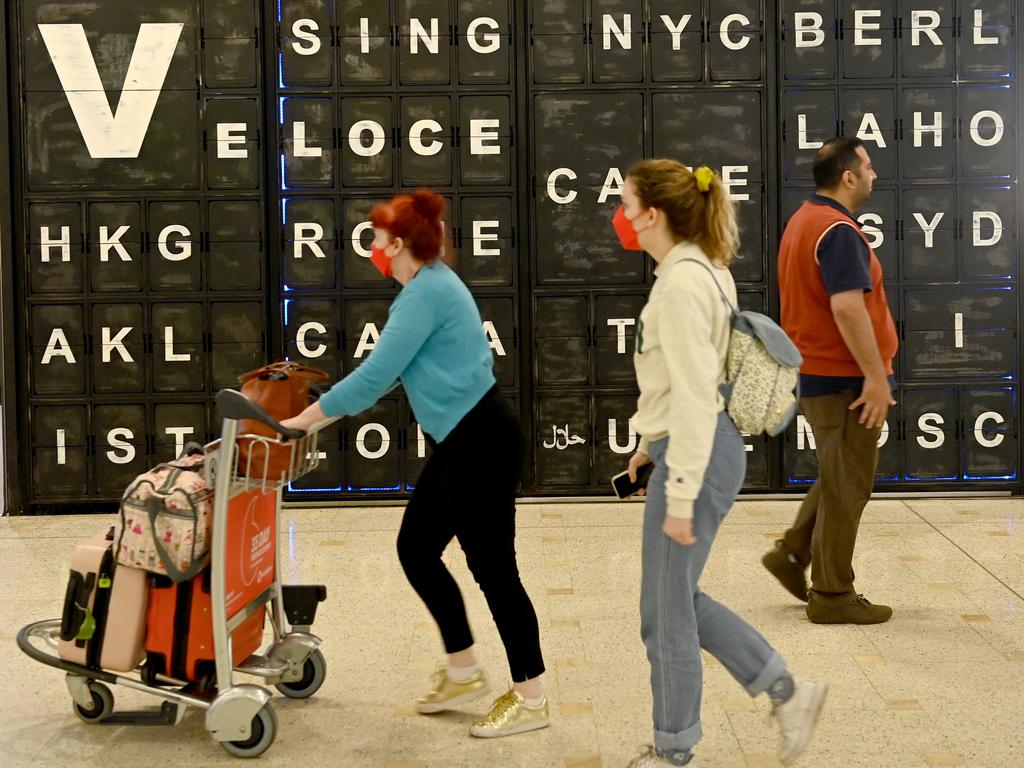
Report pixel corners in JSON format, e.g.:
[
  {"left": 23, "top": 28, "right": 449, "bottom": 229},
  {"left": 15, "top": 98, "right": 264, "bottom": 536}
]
[
  {"left": 370, "top": 244, "right": 393, "bottom": 278},
  {"left": 612, "top": 206, "right": 645, "bottom": 251}
]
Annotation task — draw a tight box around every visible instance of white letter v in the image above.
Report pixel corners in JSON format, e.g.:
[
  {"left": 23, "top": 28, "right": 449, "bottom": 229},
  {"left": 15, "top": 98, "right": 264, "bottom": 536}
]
[{"left": 39, "top": 23, "right": 184, "bottom": 159}]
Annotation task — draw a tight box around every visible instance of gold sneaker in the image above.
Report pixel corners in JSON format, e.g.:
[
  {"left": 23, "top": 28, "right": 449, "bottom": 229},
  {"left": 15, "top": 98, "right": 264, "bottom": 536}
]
[
  {"left": 415, "top": 666, "right": 491, "bottom": 714},
  {"left": 469, "top": 688, "right": 550, "bottom": 738}
]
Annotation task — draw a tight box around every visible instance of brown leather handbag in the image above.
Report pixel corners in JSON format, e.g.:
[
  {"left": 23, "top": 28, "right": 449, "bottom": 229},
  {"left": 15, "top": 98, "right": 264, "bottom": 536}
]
[{"left": 235, "top": 361, "right": 330, "bottom": 480}]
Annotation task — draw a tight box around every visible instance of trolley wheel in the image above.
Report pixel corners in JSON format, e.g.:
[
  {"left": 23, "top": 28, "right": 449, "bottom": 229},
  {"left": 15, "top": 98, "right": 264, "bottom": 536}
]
[
  {"left": 275, "top": 649, "right": 326, "bottom": 699},
  {"left": 220, "top": 704, "right": 277, "bottom": 759},
  {"left": 73, "top": 681, "right": 114, "bottom": 724}
]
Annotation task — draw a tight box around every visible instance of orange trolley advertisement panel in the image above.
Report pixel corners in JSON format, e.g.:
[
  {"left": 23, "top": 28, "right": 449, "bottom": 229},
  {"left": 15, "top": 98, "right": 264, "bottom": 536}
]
[{"left": 224, "top": 487, "right": 277, "bottom": 620}]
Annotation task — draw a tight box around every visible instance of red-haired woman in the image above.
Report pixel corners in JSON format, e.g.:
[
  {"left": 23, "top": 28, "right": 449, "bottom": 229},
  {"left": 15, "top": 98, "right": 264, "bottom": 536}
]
[{"left": 281, "top": 190, "right": 548, "bottom": 739}]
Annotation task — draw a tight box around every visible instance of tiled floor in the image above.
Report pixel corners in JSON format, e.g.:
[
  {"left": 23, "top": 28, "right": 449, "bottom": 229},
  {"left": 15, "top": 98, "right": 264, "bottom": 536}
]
[{"left": 1, "top": 498, "right": 1022, "bottom": 767}]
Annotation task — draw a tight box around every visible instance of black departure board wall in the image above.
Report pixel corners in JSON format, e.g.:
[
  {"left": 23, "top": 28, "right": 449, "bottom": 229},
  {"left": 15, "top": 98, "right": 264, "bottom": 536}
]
[{"left": 2, "top": 0, "right": 1020, "bottom": 511}]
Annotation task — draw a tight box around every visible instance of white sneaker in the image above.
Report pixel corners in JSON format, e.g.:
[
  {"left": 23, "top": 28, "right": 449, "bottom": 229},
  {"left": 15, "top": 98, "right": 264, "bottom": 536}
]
[
  {"left": 772, "top": 677, "right": 828, "bottom": 765},
  {"left": 625, "top": 745, "right": 693, "bottom": 767}
]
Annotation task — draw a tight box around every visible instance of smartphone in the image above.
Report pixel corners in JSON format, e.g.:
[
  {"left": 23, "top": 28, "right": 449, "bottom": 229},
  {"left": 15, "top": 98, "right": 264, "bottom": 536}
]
[{"left": 611, "top": 462, "right": 654, "bottom": 499}]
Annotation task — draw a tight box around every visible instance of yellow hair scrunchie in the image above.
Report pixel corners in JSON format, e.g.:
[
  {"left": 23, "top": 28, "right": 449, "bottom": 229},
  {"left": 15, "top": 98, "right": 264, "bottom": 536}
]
[{"left": 694, "top": 166, "right": 715, "bottom": 193}]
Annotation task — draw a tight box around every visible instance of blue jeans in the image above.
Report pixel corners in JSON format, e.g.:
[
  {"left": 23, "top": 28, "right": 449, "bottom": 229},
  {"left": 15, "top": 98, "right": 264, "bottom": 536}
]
[{"left": 641, "top": 412, "right": 787, "bottom": 754}]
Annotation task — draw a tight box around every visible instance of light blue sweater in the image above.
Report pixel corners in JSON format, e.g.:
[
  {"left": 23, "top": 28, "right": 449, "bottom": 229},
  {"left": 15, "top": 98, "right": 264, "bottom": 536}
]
[{"left": 318, "top": 262, "right": 496, "bottom": 442}]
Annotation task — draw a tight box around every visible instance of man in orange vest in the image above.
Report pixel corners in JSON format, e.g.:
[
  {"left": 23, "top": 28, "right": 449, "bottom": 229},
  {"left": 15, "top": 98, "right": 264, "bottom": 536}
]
[{"left": 764, "top": 137, "right": 898, "bottom": 624}]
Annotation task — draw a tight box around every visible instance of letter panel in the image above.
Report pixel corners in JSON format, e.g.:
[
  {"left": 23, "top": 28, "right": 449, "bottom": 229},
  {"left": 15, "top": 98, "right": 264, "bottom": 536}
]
[
  {"left": 151, "top": 303, "right": 205, "bottom": 393},
  {"left": 899, "top": 0, "right": 954, "bottom": 78},
  {"left": 398, "top": 0, "right": 452, "bottom": 85},
  {"left": 535, "top": 296, "right": 590, "bottom": 386},
  {"left": 900, "top": 186, "right": 956, "bottom": 281},
  {"left": 530, "top": 0, "right": 586, "bottom": 83},
  {"left": 91, "top": 303, "right": 145, "bottom": 394},
  {"left": 28, "top": 203, "right": 84, "bottom": 295},
  {"left": 24, "top": 88, "right": 201, "bottom": 191},
  {"left": 400, "top": 96, "right": 454, "bottom": 187},
  {"left": 210, "top": 301, "right": 265, "bottom": 389},
  {"left": 89, "top": 202, "right": 143, "bottom": 293},
  {"left": 31, "top": 304, "right": 85, "bottom": 395},
  {"left": 154, "top": 402, "right": 207, "bottom": 463},
  {"left": 339, "top": 0, "right": 393, "bottom": 85},
  {"left": 340, "top": 97, "right": 394, "bottom": 187},
  {"left": 961, "top": 386, "right": 1017, "bottom": 480},
  {"left": 709, "top": 0, "right": 763, "bottom": 81},
  {"left": 782, "top": 0, "right": 837, "bottom": 80},
  {"left": 902, "top": 387, "right": 959, "bottom": 480},
  {"left": 284, "top": 198, "right": 339, "bottom": 289},
  {"left": 92, "top": 404, "right": 148, "bottom": 497},
  {"left": 652, "top": 91, "right": 765, "bottom": 183},
  {"left": 959, "top": 85, "right": 1015, "bottom": 179},
  {"left": 148, "top": 201, "right": 202, "bottom": 292},
  {"left": 345, "top": 400, "right": 402, "bottom": 491},
  {"left": 475, "top": 297, "right": 517, "bottom": 387},
  {"left": 782, "top": 88, "right": 838, "bottom": 181},
  {"left": 960, "top": 186, "right": 1015, "bottom": 280},
  {"left": 857, "top": 187, "right": 897, "bottom": 282},
  {"left": 959, "top": 0, "right": 1013, "bottom": 79},
  {"left": 279, "top": 0, "right": 334, "bottom": 87},
  {"left": 205, "top": 98, "right": 260, "bottom": 190},
  {"left": 840, "top": 0, "right": 895, "bottom": 79},
  {"left": 342, "top": 197, "right": 393, "bottom": 288},
  {"left": 902, "top": 288, "right": 1016, "bottom": 380},
  {"left": 841, "top": 88, "right": 896, "bottom": 180},
  {"left": 900, "top": 87, "right": 955, "bottom": 179},
  {"left": 282, "top": 96, "right": 336, "bottom": 189},
  {"left": 284, "top": 298, "right": 340, "bottom": 379},
  {"left": 594, "top": 294, "right": 645, "bottom": 386},
  {"left": 591, "top": 0, "right": 644, "bottom": 83},
  {"left": 288, "top": 424, "right": 343, "bottom": 492},
  {"left": 459, "top": 95, "right": 512, "bottom": 185},
  {"left": 208, "top": 200, "right": 264, "bottom": 291},
  {"left": 733, "top": 194, "right": 767, "bottom": 284},
  {"left": 32, "top": 406, "right": 88, "bottom": 499},
  {"left": 595, "top": 395, "right": 640, "bottom": 487},
  {"left": 536, "top": 395, "right": 592, "bottom": 487},
  {"left": 20, "top": 0, "right": 198, "bottom": 91},
  {"left": 458, "top": 197, "right": 514, "bottom": 287},
  {"left": 533, "top": 93, "right": 645, "bottom": 284},
  {"left": 649, "top": 0, "right": 702, "bottom": 82},
  {"left": 201, "top": 0, "right": 258, "bottom": 88},
  {"left": 342, "top": 299, "right": 393, "bottom": 376},
  {"left": 403, "top": 401, "right": 431, "bottom": 491},
  {"left": 458, "top": 0, "right": 512, "bottom": 84}
]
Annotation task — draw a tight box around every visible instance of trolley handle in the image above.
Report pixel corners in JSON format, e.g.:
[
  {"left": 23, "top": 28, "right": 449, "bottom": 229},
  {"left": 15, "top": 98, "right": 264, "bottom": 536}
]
[{"left": 215, "top": 388, "right": 307, "bottom": 441}]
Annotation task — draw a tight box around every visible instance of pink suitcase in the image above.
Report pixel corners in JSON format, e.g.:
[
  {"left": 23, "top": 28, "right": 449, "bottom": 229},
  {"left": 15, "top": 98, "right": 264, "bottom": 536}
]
[{"left": 59, "top": 528, "right": 148, "bottom": 672}]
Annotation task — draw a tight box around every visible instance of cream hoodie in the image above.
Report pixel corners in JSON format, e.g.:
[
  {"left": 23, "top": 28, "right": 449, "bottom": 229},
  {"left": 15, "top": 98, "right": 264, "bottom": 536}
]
[{"left": 631, "top": 241, "right": 736, "bottom": 519}]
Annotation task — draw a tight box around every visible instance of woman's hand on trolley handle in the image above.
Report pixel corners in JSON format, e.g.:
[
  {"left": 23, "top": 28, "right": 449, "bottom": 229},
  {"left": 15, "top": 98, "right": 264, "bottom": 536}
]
[{"left": 279, "top": 402, "right": 326, "bottom": 440}]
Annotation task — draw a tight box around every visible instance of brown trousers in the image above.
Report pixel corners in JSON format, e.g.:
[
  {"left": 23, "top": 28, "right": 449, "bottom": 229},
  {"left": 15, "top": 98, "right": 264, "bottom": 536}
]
[{"left": 782, "top": 391, "right": 881, "bottom": 604}]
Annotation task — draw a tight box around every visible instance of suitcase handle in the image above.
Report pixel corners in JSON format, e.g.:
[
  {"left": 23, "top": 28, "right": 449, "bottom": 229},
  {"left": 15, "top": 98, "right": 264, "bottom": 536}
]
[
  {"left": 216, "top": 388, "right": 306, "bottom": 440},
  {"left": 60, "top": 570, "right": 94, "bottom": 642}
]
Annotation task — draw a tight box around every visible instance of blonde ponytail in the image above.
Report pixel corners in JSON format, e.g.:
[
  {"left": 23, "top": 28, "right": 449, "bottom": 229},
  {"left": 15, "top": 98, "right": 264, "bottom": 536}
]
[{"left": 627, "top": 159, "right": 740, "bottom": 267}]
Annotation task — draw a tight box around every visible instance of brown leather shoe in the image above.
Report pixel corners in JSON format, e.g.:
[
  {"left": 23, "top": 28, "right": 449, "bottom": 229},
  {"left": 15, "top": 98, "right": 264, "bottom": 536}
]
[
  {"left": 762, "top": 541, "right": 808, "bottom": 602},
  {"left": 806, "top": 594, "right": 892, "bottom": 625}
]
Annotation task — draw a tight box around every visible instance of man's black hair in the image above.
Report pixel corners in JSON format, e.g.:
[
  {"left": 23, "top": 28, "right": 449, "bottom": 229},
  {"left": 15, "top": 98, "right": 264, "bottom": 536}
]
[{"left": 813, "top": 137, "right": 865, "bottom": 190}]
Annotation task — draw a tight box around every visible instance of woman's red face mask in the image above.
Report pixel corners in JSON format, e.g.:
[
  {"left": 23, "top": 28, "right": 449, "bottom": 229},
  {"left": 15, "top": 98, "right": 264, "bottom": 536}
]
[
  {"left": 369, "top": 243, "right": 393, "bottom": 278},
  {"left": 612, "top": 206, "right": 646, "bottom": 251}
]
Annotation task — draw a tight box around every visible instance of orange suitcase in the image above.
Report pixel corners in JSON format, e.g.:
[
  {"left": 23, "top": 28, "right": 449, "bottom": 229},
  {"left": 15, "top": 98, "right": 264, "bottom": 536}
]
[{"left": 145, "top": 569, "right": 264, "bottom": 684}]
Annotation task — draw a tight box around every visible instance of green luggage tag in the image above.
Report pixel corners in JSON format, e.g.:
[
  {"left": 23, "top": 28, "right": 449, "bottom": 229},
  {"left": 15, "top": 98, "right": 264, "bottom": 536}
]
[
  {"left": 98, "top": 575, "right": 112, "bottom": 589},
  {"left": 74, "top": 603, "right": 96, "bottom": 641}
]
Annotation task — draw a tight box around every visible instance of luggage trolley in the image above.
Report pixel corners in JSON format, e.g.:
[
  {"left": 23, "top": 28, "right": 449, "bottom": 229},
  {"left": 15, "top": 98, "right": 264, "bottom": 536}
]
[{"left": 18, "top": 388, "right": 337, "bottom": 758}]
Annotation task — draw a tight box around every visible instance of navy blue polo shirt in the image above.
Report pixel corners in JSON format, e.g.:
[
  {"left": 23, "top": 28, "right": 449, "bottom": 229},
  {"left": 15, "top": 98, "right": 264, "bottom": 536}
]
[{"left": 799, "top": 194, "right": 896, "bottom": 398}]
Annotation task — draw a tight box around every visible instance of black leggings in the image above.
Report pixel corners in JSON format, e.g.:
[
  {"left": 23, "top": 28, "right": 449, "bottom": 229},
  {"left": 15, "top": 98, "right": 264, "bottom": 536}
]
[{"left": 396, "top": 386, "right": 545, "bottom": 683}]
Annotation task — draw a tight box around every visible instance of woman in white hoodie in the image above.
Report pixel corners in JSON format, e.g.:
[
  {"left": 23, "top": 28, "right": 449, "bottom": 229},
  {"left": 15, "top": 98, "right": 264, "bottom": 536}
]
[{"left": 614, "top": 160, "right": 827, "bottom": 768}]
